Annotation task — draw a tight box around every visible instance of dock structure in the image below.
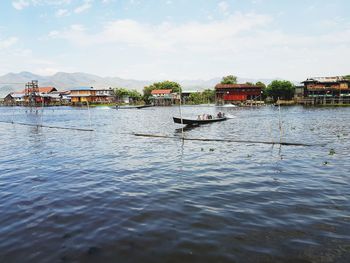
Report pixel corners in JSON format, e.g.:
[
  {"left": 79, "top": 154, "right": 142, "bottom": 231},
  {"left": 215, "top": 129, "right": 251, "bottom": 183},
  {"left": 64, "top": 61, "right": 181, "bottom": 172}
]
[
  {"left": 300, "top": 76, "right": 350, "bottom": 106},
  {"left": 297, "top": 97, "right": 350, "bottom": 106}
]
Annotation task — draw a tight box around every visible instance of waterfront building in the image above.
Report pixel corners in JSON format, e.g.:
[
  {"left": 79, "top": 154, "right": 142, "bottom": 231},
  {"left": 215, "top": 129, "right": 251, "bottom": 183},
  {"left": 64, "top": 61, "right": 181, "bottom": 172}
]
[
  {"left": 4, "top": 92, "right": 25, "bottom": 104},
  {"left": 69, "top": 87, "right": 115, "bottom": 104},
  {"left": 23, "top": 86, "right": 57, "bottom": 104},
  {"left": 42, "top": 90, "right": 71, "bottom": 104},
  {"left": 302, "top": 77, "right": 350, "bottom": 97},
  {"left": 3, "top": 87, "right": 58, "bottom": 105},
  {"left": 301, "top": 76, "right": 350, "bottom": 105},
  {"left": 150, "top": 89, "right": 179, "bottom": 106},
  {"left": 215, "top": 84, "right": 262, "bottom": 104}
]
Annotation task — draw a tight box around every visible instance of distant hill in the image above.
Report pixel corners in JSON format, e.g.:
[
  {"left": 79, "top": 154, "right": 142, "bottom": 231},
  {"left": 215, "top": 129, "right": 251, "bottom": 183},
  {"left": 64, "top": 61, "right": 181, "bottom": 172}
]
[
  {"left": 0, "top": 71, "right": 299, "bottom": 98},
  {"left": 0, "top": 71, "right": 151, "bottom": 97}
]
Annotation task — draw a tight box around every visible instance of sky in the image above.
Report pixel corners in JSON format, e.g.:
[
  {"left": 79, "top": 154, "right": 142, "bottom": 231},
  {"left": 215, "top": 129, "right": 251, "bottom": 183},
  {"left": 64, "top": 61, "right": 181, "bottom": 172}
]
[{"left": 0, "top": 0, "right": 349, "bottom": 80}]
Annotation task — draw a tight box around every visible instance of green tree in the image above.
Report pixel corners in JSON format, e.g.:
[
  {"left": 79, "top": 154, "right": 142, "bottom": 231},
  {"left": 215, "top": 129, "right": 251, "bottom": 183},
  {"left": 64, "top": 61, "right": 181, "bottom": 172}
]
[
  {"left": 245, "top": 82, "right": 254, "bottom": 86},
  {"left": 143, "top": 80, "right": 182, "bottom": 103},
  {"left": 187, "top": 89, "right": 215, "bottom": 104},
  {"left": 114, "top": 88, "right": 130, "bottom": 101},
  {"left": 255, "top": 81, "right": 266, "bottom": 89},
  {"left": 343, "top": 75, "right": 350, "bottom": 81},
  {"left": 188, "top": 92, "right": 203, "bottom": 104},
  {"left": 128, "top": 89, "right": 142, "bottom": 101},
  {"left": 220, "top": 75, "right": 237, "bottom": 84},
  {"left": 202, "top": 89, "right": 215, "bottom": 103},
  {"left": 114, "top": 88, "right": 142, "bottom": 103},
  {"left": 265, "top": 80, "right": 295, "bottom": 102}
]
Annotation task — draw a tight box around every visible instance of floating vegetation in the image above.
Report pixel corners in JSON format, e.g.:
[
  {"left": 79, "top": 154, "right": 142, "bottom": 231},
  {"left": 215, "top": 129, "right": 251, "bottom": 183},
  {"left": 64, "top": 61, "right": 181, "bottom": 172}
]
[{"left": 209, "top": 148, "right": 215, "bottom": 152}]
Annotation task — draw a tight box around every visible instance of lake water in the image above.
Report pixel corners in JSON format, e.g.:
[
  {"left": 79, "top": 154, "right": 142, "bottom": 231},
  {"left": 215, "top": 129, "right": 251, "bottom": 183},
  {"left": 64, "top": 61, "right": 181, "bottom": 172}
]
[{"left": 0, "top": 105, "right": 349, "bottom": 263}]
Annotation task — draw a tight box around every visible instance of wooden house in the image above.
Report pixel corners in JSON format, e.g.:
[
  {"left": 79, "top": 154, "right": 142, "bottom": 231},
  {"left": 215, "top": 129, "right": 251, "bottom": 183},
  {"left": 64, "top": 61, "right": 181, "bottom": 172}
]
[
  {"left": 150, "top": 89, "right": 178, "bottom": 106},
  {"left": 302, "top": 77, "right": 350, "bottom": 98},
  {"left": 215, "top": 84, "right": 262, "bottom": 104},
  {"left": 69, "top": 87, "right": 115, "bottom": 104}
]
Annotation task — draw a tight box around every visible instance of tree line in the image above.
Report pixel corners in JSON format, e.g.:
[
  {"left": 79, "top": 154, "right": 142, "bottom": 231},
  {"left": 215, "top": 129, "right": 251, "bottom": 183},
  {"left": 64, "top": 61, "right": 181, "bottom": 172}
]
[{"left": 113, "top": 74, "right": 309, "bottom": 104}]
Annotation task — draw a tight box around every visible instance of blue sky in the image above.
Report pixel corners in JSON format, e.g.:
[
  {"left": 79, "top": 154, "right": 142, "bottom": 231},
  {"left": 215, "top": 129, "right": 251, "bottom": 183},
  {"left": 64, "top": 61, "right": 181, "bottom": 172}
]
[{"left": 0, "top": 0, "right": 349, "bottom": 80}]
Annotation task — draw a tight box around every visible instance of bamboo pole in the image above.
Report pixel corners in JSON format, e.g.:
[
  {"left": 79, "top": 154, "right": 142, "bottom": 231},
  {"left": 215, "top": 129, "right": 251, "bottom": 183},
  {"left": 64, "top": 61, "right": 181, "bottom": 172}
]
[
  {"left": 132, "top": 133, "right": 321, "bottom": 147},
  {"left": 0, "top": 120, "right": 94, "bottom": 132}
]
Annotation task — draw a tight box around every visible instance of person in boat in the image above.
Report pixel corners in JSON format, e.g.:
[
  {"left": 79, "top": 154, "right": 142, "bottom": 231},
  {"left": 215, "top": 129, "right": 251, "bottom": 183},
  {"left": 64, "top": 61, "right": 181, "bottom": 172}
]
[
  {"left": 217, "top": 112, "right": 222, "bottom": 118},
  {"left": 197, "top": 115, "right": 202, "bottom": 120}
]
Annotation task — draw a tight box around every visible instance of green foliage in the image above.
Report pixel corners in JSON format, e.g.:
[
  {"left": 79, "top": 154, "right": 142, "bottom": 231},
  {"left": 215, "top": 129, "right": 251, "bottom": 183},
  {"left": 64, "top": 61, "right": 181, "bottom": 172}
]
[
  {"left": 255, "top": 81, "right": 266, "bottom": 88},
  {"left": 343, "top": 75, "right": 350, "bottom": 80},
  {"left": 143, "top": 80, "right": 182, "bottom": 103},
  {"left": 245, "top": 82, "right": 254, "bottom": 85},
  {"left": 220, "top": 75, "right": 237, "bottom": 84},
  {"left": 202, "top": 89, "right": 215, "bottom": 102},
  {"left": 188, "top": 89, "right": 215, "bottom": 104},
  {"left": 128, "top": 89, "right": 142, "bottom": 100},
  {"left": 114, "top": 88, "right": 129, "bottom": 98},
  {"left": 188, "top": 92, "right": 203, "bottom": 104},
  {"left": 265, "top": 80, "right": 295, "bottom": 101},
  {"left": 114, "top": 88, "right": 142, "bottom": 102}
]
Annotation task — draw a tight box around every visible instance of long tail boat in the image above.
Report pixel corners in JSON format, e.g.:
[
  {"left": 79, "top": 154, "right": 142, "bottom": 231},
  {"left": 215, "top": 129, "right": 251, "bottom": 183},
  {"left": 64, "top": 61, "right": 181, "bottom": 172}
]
[{"left": 173, "top": 116, "right": 227, "bottom": 125}]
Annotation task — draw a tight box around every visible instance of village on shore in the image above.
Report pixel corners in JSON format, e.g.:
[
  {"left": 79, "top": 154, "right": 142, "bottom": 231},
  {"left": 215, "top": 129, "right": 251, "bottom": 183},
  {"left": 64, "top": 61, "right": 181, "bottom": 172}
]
[{"left": 1, "top": 75, "right": 350, "bottom": 107}]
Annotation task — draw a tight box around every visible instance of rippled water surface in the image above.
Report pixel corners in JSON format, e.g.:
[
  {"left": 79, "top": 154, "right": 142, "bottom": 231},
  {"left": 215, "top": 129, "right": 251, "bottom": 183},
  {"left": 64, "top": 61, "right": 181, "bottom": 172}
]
[{"left": 0, "top": 105, "right": 349, "bottom": 263}]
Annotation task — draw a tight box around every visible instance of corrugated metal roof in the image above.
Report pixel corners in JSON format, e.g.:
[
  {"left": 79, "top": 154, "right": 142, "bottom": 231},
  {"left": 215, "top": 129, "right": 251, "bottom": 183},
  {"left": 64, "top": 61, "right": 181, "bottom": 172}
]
[
  {"left": 151, "top": 89, "right": 172, "bottom": 94},
  {"left": 303, "top": 76, "right": 346, "bottom": 83},
  {"left": 69, "top": 87, "right": 93, "bottom": 91},
  {"left": 215, "top": 84, "right": 258, "bottom": 89},
  {"left": 21, "top": 87, "right": 57, "bottom": 93},
  {"left": 11, "top": 93, "right": 25, "bottom": 98}
]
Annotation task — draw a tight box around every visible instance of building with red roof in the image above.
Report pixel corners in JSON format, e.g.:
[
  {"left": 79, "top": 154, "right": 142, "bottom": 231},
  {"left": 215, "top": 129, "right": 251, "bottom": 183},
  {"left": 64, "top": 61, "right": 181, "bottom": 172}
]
[
  {"left": 150, "top": 89, "right": 178, "bottom": 106},
  {"left": 215, "top": 84, "right": 262, "bottom": 104},
  {"left": 151, "top": 89, "right": 172, "bottom": 96}
]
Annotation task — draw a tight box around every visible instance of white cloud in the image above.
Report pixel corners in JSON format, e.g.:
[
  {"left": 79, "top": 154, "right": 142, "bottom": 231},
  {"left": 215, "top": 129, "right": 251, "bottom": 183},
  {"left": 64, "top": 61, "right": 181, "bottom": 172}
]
[
  {"left": 218, "top": 1, "right": 230, "bottom": 16},
  {"left": 0, "top": 37, "right": 18, "bottom": 49},
  {"left": 48, "top": 30, "right": 60, "bottom": 37},
  {"left": 12, "top": 0, "right": 72, "bottom": 10},
  {"left": 74, "top": 0, "right": 92, "bottom": 14},
  {"left": 49, "top": 13, "right": 272, "bottom": 51},
  {"left": 12, "top": 0, "right": 30, "bottom": 10},
  {"left": 5, "top": 6, "right": 345, "bottom": 80},
  {"left": 55, "top": 8, "right": 70, "bottom": 17}
]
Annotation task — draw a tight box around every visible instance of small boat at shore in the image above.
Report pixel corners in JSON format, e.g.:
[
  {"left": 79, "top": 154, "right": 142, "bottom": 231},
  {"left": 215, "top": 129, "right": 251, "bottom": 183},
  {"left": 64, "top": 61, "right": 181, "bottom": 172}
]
[
  {"left": 116, "top": 104, "right": 153, "bottom": 109},
  {"left": 173, "top": 116, "right": 227, "bottom": 125}
]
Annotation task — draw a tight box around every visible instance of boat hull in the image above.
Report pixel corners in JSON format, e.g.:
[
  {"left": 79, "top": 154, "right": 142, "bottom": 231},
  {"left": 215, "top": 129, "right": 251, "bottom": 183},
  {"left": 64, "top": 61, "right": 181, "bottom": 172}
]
[
  {"left": 116, "top": 105, "right": 153, "bottom": 109},
  {"left": 173, "top": 117, "right": 227, "bottom": 125}
]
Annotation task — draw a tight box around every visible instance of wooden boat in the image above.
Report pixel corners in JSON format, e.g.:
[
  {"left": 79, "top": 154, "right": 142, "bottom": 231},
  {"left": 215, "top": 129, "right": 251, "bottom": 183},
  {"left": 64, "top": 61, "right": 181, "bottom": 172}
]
[
  {"left": 116, "top": 104, "right": 153, "bottom": 109},
  {"left": 136, "top": 104, "right": 153, "bottom": 109},
  {"left": 173, "top": 116, "right": 227, "bottom": 125}
]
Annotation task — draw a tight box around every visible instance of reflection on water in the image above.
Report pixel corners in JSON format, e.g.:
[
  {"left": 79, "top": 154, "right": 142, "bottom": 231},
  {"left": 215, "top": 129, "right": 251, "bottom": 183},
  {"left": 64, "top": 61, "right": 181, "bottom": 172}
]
[{"left": 0, "top": 105, "right": 350, "bottom": 263}]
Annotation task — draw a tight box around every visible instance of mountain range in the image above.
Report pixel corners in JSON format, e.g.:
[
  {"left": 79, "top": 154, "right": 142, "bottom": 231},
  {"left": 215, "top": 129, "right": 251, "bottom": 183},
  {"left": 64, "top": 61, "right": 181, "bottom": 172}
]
[{"left": 0, "top": 71, "right": 298, "bottom": 98}]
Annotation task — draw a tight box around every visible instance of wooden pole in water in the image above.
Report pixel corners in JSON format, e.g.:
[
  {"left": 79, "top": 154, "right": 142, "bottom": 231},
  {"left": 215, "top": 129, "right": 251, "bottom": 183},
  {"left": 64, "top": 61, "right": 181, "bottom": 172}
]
[
  {"left": 132, "top": 133, "right": 321, "bottom": 147},
  {"left": 278, "top": 97, "right": 282, "bottom": 144},
  {"left": 86, "top": 100, "right": 92, "bottom": 130},
  {"left": 178, "top": 88, "right": 184, "bottom": 139}
]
